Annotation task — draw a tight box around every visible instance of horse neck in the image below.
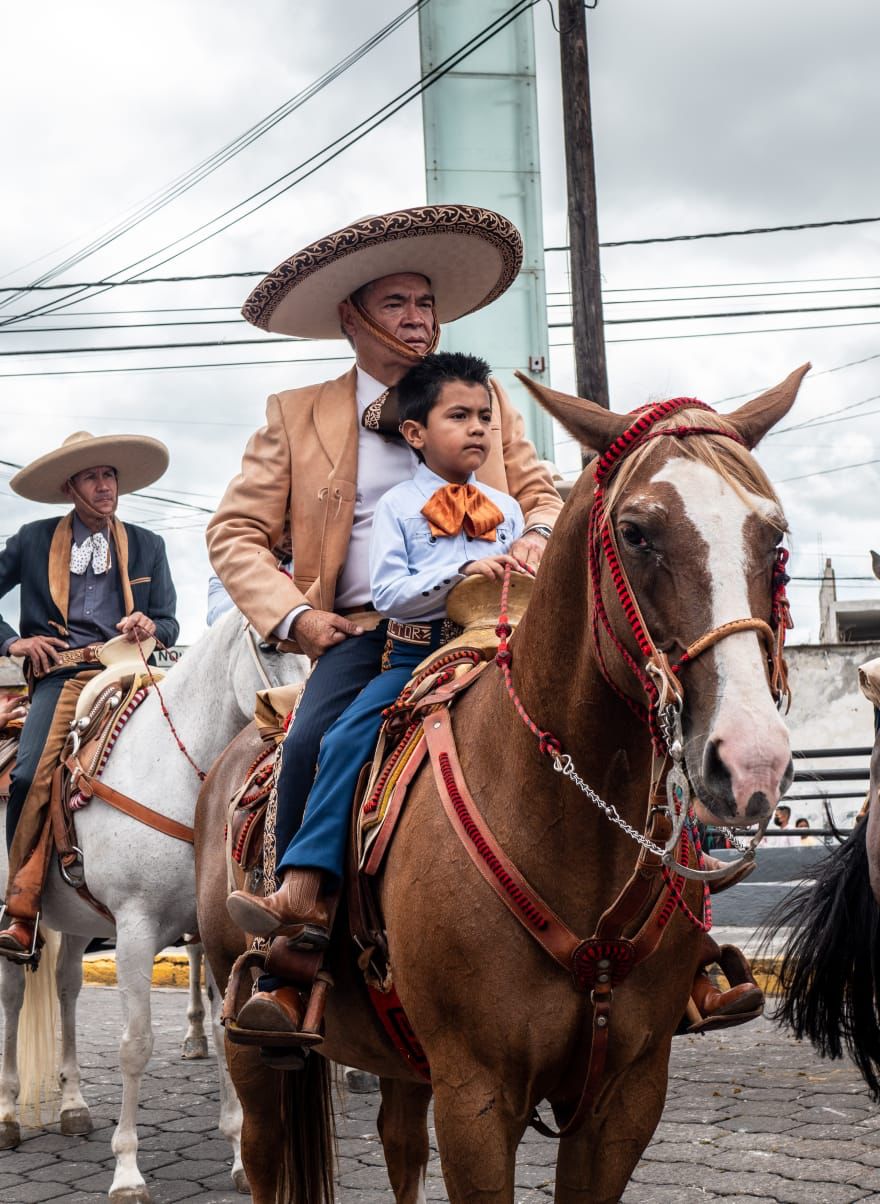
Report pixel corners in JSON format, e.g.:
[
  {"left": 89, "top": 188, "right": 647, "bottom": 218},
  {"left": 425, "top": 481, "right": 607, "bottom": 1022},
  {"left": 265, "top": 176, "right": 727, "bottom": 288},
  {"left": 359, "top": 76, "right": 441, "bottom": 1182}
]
[
  {"left": 505, "top": 499, "right": 655, "bottom": 838},
  {"left": 148, "top": 622, "right": 253, "bottom": 766}
]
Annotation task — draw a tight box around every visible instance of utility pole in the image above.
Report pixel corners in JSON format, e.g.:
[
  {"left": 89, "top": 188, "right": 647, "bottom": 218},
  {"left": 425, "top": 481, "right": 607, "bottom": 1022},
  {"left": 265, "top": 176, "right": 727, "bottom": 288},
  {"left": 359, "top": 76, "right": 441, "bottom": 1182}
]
[{"left": 558, "top": 0, "right": 609, "bottom": 409}]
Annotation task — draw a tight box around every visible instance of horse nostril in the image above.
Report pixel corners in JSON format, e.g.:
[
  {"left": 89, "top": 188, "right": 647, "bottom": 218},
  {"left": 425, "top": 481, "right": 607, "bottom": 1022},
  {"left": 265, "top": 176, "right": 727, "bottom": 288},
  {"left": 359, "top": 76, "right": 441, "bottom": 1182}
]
[{"left": 702, "top": 737, "right": 732, "bottom": 795}]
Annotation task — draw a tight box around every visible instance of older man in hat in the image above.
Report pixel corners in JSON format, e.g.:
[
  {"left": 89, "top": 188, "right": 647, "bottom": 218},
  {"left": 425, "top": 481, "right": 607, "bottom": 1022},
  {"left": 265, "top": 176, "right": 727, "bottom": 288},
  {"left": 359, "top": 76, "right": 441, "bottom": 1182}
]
[
  {"left": 207, "top": 205, "right": 562, "bottom": 942},
  {"left": 0, "top": 430, "right": 178, "bottom": 961}
]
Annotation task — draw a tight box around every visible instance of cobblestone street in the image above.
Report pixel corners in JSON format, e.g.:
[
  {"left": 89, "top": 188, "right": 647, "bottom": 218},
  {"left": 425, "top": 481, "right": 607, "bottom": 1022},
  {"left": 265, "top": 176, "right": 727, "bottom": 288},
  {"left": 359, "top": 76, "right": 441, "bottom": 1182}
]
[{"left": 2, "top": 985, "right": 880, "bottom": 1202}]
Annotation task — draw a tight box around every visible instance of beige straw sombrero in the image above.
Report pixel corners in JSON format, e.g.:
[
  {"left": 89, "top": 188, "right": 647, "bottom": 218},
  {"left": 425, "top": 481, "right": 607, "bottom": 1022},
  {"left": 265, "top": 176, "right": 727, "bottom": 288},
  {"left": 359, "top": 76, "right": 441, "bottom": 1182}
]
[
  {"left": 11, "top": 431, "right": 169, "bottom": 504},
  {"left": 241, "top": 204, "right": 523, "bottom": 340}
]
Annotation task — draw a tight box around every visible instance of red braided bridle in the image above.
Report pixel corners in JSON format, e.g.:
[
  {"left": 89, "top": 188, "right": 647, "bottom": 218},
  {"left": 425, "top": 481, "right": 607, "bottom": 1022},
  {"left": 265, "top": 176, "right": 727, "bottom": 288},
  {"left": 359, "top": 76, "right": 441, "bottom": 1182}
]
[{"left": 494, "top": 397, "right": 794, "bottom": 928}]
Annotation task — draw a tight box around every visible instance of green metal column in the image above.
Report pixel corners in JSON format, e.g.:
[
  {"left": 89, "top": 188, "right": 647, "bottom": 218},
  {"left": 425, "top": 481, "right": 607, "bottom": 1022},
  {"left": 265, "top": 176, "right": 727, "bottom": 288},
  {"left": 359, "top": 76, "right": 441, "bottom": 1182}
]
[{"left": 419, "top": 1, "right": 553, "bottom": 458}]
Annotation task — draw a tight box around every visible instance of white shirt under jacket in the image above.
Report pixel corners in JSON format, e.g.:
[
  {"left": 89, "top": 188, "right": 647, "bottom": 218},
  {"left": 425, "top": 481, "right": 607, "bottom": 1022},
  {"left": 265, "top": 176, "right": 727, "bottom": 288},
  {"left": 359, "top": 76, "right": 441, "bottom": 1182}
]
[{"left": 370, "top": 462, "right": 524, "bottom": 622}]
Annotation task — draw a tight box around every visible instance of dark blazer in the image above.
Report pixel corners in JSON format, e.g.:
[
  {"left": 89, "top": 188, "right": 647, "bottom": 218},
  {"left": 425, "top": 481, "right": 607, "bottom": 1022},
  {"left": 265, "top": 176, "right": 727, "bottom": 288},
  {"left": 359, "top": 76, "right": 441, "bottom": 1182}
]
[{"left": 0, "top": 513, "right": 179, "bottom": 650}]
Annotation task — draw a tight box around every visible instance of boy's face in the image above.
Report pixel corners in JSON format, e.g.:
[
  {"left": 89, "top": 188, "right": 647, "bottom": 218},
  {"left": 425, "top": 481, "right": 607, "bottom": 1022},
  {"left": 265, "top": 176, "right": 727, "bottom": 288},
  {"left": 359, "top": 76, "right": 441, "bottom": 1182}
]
[{"left": 401, "top": 381, "right": 493, "bottom": 483}]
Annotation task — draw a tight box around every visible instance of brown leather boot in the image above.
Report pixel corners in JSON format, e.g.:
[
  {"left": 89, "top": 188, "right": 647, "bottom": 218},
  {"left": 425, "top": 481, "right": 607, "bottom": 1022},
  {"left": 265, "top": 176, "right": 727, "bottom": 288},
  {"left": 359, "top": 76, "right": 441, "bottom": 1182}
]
[
  {"left": 236, "top": 985, "right": 305, "bottom": 1036},
  {"left": 0, "top": 916, "right": 38, "bottom": 964},
  {"left": 686, "top": 937, "right": 765, "bottom": 1033},
  {"left": 226, "top": 869, "right": 331, "bottom": 950}
]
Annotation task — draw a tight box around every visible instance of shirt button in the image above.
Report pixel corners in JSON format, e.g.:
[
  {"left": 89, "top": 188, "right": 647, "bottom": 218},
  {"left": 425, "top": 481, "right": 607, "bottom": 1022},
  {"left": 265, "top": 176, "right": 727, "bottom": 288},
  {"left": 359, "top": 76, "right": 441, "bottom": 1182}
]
[
  {"left": 443, "top": 578, "right": 451, "bottom": 584},
  {"left": 433, "top": 585, "right": 440, "bottom": 591},
  {"left": 421, "top": 591, "right": 430, "bottom": 597}
]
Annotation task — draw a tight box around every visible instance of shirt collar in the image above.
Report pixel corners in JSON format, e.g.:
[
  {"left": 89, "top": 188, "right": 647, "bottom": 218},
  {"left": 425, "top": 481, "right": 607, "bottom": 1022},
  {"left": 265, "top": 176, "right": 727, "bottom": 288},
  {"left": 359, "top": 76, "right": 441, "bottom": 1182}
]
[
  {"left": 412, "top": 461, "right": 478, "bottom": 497},
  {"left": 72, "top": 513, "right": 110, "bottom": 542},
  {"left": 355, "top": 366, "right": 390, "bottom": 413}
]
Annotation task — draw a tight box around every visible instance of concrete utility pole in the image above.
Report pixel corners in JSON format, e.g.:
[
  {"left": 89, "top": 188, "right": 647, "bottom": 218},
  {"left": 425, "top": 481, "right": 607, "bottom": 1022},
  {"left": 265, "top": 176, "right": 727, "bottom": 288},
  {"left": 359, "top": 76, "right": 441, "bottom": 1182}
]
[
  {"left": 558, "top": 0, "right": 609, "bottom": 409},
  {"left": 419, "top": 1, "right": 554, "bottom": 457}
]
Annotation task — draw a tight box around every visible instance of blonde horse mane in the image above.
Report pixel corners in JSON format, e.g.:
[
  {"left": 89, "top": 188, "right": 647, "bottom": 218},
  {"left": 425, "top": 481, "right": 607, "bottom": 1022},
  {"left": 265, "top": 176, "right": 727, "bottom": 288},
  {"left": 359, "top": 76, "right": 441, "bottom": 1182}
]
[
  {"left": 18, "top": 927, "right": 61, "bottom": 1125},
  {"left": 601, "top": 407, "right": 786, "bottom": 531}
]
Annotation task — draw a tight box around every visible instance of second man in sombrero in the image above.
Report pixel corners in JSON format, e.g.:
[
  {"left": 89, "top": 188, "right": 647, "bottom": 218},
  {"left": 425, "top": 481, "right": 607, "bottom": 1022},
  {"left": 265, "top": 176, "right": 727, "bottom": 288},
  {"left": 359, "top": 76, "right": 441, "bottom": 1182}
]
[
  {"left": 207, "top": 204, "right": 562, "bottom": 933},
  {"left": 0, "top": 431, "right": 178, "bottom": 961}
]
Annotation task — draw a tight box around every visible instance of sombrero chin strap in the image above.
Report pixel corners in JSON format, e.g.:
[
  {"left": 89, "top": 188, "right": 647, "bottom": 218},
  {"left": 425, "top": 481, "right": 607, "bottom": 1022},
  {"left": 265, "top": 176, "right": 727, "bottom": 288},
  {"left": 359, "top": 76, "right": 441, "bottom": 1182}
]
[
  {"left": 67, "top": 481, "right": 116, "bottom": 529},
  {"left": 348, "top": 296, "right": 441, "bottom": 360}
]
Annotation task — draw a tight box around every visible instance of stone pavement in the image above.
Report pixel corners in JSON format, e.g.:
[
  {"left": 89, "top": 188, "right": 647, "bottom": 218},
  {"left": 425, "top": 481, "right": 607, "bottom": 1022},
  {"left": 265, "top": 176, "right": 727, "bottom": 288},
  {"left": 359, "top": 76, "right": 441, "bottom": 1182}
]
[{"left": 2, "top": 986, "right": 880, "bottom": 1202}]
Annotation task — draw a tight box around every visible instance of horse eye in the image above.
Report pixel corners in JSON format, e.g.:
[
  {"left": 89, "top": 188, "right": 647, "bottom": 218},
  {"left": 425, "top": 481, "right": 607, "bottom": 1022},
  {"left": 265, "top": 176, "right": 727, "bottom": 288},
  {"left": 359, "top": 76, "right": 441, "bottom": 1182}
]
[{"left": 619, "top": 522, "right": 651, "bottom": 550}]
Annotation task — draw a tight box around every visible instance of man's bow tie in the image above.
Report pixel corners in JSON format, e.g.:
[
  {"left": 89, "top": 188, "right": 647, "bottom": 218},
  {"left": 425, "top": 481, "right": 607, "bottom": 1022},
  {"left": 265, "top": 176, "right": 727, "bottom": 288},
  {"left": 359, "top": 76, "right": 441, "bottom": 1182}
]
[
  {"left": 70, "top": 531, "right": 110, "bottom": 575},
  {"left": 420, "top": 483, "right": 505, "bottom": 542}
]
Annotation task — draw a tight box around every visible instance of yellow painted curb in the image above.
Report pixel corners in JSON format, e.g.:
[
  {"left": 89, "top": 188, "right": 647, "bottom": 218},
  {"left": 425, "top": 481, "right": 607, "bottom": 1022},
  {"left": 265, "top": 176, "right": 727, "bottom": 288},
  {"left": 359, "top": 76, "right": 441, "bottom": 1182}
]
[
  {"left": 84, "top": 951, "right": 199, "bottom": 989},
  {"left": 83, "top": 950, "right": 785, "bottom": 995}
]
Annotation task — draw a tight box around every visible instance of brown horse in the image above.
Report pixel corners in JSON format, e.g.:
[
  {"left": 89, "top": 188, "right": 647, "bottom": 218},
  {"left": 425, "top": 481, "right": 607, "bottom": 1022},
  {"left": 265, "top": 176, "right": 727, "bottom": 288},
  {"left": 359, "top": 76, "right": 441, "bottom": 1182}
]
[{"left": 196, "top": 366, "right": 808, "bottom": 1204}]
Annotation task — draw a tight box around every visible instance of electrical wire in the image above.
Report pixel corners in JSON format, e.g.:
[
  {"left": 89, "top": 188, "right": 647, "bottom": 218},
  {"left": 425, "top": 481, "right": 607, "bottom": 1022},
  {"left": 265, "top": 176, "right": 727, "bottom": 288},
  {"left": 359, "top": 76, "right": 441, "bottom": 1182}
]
[
  {"left": 0, "top": 1, "right": 429, "bottom": 313},
  {"left": 0, "top": 354, "right": 353, "bottom": 379},
  {"left": 3, "top": 0, "right": 539, "bottom": 330},
  {"left": 544, "top": 214, "right": 880, "bottom": 251}
]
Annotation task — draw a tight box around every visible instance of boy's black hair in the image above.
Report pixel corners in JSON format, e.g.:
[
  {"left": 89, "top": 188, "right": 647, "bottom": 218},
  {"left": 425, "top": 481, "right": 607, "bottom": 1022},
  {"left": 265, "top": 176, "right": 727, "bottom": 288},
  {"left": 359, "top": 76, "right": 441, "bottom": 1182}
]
[{"left": 396, "top": 351, "right": 492, "bottom": 427}]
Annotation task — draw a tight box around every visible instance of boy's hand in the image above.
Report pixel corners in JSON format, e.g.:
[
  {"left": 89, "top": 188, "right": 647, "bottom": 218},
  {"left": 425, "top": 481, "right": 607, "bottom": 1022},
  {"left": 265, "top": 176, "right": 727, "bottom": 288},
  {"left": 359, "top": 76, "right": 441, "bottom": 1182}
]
[
  {"left": 461, "top": 554, "right": 528, "bottom": 581},
  {"left": 291, "top": 609, "right": 364, "bottom": 660}
]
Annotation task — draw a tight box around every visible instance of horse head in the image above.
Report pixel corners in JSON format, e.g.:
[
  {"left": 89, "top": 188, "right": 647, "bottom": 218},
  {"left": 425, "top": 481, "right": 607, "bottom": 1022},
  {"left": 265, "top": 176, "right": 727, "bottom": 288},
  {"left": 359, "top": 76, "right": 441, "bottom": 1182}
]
[{"left": 518, "top": 364, "right": 810, "bottom": 829}]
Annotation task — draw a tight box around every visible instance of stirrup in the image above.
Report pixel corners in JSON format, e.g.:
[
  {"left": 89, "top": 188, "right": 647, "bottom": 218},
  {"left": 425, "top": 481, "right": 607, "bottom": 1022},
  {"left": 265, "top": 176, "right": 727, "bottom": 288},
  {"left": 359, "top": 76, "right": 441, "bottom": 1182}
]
[{"left": 0, "top": 904, "right": 42, "bottom": 968}]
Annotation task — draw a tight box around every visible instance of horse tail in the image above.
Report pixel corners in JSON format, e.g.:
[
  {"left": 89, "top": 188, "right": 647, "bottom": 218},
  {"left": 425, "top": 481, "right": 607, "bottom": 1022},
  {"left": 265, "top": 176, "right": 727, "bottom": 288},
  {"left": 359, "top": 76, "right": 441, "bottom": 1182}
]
[
  {"left": 277, "top": 1055, "right": 336, "bottom": 1204},
  {"left": 18, "top": 927, "right": 61, "bottom": 1126},
  {"left": 771, "top": 820, "right": 880, "bottom": 1099}
]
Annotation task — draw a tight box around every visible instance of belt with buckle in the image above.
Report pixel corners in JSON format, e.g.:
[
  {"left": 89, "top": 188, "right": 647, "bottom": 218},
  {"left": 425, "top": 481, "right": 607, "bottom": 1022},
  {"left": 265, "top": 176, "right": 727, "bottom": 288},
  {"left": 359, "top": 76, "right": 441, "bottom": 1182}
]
[
  {"left": 41, "top": 643, "right": 104, "bottom": 676},
  {"left": 387, "top": 619, "right": 433, "bottom": 647}
]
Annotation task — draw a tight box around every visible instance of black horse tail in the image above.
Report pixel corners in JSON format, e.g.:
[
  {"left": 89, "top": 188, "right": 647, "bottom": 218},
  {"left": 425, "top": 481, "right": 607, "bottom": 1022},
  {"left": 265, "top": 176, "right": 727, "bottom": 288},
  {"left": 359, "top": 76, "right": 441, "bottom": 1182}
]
[
  {"left": 277, "top": 1055, "right": 336, "bottom": 1204},
  {"left": 770, "top": 819, "right": 880, "bottom": 1099}
]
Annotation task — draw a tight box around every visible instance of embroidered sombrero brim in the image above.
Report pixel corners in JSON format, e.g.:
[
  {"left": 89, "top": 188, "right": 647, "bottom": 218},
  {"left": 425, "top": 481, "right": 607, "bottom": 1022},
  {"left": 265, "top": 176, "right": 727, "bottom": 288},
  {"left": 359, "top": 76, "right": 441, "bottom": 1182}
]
[
  {"left": 241, "top": 205, "right": 523, "bottom": 340},
  {"left": 11, "top": 431, "right": 169, "bottom": 504}
]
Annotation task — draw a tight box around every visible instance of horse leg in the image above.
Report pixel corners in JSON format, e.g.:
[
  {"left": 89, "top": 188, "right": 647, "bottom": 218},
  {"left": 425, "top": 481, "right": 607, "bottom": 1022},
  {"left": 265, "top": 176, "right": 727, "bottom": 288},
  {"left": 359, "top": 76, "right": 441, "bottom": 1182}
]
[
  {"left": 0, "top": 959, "right": 25, "bottom": 1148},
  {"left": 57, "top": 933, "right": 93, "bottom": 1136},
  {"left": 226, "top": 1040, "right": 285, "bottom": 1204},
  {"left": 431, "top": 1073, "right": 526, "bottom": 1203},
  {"left": 181, "top": 942, "right": 209, "bottom": 1060},
  {"left": 108, "top": 923, "right": 157, "bottom": 1203},
  {"left": 377, "top": 1077, "right": 433, "bottom": 1203},
  {"left": 204, "top": 960, "right": 248, "bottom": 1194},
  {"left": 553, "top": 1047, "right": 669, "bottom": 1203}
]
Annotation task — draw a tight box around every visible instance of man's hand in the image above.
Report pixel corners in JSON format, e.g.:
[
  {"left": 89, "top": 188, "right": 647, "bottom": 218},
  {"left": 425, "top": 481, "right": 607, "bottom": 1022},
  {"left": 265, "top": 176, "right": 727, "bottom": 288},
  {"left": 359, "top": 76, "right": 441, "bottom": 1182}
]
[
  {"left": 462, "top": 554, "right": 530, "bottom": 582},
  {"left": 7, "top": 635, "right": 68, "bottom": 676},
  {"left": 117, "top": 612, "right": 156, "bottom": 644},
  {"left": 509, "top": 530, "right": 549, "bottom": 575},
  {"left": 291, "top": 609, "right": 364, "bottom": 660},
  {"left": 0, "top": 694, "right": 27, "bottom": 729}
]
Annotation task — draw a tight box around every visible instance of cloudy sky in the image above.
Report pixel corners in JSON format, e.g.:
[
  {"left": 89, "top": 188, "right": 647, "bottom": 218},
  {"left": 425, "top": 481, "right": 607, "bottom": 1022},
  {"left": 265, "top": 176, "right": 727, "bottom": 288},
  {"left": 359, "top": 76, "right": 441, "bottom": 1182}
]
[{"left": 1, "top": 0, "right": 879, "bottom": 644}]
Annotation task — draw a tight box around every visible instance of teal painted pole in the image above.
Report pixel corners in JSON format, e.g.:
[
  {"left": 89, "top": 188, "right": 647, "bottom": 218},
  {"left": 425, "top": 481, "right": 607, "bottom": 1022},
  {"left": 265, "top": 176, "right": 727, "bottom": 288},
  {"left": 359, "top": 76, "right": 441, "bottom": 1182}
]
[{"left": 419, "top": 1, "right": 554, "bottom": 459}]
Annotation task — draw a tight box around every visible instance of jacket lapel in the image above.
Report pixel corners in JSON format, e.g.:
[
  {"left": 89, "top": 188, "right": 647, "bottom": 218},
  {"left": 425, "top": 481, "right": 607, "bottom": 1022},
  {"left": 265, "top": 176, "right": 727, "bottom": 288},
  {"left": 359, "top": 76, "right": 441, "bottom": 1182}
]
[
  {"left": 314, "top": 366, "right": 358, "bottom": 482},
  {"left": 47, "top": 513, "right": 74, "bottom": 624},
  {"left": 111, "top": 518, "right": 134, "bottom": 616}
]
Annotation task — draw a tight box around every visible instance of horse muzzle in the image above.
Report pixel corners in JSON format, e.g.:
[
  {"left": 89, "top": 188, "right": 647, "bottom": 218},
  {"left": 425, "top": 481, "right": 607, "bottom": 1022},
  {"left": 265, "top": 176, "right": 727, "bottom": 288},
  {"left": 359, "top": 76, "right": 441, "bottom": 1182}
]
[{"left": 691, "top": 735, "right": 794, "bottom": 826}]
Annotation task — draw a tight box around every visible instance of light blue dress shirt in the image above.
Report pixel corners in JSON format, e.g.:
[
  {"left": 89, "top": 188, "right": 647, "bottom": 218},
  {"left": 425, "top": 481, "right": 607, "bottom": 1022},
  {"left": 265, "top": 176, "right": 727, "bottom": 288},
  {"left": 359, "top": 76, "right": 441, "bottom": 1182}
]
[{"left": 369, "top": 462, "right": 524, "bottom": 622}]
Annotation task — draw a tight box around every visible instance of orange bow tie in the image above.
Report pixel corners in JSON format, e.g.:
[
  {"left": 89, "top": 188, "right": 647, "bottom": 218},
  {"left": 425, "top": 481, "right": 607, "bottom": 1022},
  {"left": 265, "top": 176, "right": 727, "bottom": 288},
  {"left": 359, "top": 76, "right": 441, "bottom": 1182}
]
[{"left": 420, "top": 483, "right": 505, "bottom": 542}]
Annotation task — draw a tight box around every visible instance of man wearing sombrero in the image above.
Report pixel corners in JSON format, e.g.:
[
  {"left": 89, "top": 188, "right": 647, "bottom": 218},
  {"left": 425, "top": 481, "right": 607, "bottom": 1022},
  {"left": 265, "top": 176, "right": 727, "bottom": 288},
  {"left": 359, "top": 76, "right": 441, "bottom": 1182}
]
[
  {"left": 0, "top": 431, "right": 179, "bottom": 961},
  {"left": 207, "top": 205, "right": 563, "bottom": 939}
]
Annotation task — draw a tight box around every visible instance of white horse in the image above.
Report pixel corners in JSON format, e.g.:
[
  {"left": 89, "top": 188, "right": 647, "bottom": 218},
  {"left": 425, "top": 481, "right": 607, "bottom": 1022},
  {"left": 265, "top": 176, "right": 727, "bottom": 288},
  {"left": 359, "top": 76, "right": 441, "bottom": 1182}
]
[{"left": 0, "top": 609, "right": 307, "bottom": 1201}]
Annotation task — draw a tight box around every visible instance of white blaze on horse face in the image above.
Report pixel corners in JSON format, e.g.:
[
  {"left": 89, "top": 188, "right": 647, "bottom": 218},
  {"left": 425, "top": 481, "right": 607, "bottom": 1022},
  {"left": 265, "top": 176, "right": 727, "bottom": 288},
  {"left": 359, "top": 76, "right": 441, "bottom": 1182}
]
[{"left": 651, "top": 458, "right": 790, "bottom": 819}]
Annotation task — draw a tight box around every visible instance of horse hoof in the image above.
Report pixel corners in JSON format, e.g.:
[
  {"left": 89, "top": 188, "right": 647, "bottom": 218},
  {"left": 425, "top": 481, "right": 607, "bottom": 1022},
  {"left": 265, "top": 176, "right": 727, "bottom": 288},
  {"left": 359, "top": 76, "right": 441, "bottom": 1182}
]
[
  {"left": 181, "top": 1036, "right": 209, "bottom": 1060},
  {"left": 232, "top": 1166, "right": 251, "bottom": 1194},
  {"left": 109, "top": 1188, "right": 151, "bottom": 1203},
  {"left": 60, "top": 1106, "right": 93, "bottom": 1136},
  {"left": 344, "top": 1068, "right": 380, "bottom": 1094},
  {"left": 0, "top": 1120, "right": 21, "bottom": 1149}
]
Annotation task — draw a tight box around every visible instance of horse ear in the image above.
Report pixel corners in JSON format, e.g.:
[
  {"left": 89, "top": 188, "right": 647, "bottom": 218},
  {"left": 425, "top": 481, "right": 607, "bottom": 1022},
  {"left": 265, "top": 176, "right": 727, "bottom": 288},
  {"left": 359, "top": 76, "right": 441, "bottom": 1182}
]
[
  {"left": 724, "top": 363, "right": 811, "bottom": 448},
  {"left": 514, "top": 373, "right": 630, "bottom": 453}
]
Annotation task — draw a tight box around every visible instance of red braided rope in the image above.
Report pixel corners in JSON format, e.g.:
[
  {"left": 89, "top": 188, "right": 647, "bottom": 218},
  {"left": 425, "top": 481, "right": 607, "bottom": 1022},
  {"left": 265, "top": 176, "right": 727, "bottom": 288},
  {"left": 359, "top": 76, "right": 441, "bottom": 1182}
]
[{"left": 134, "top": 635, "right": 206, "bottom": 782}]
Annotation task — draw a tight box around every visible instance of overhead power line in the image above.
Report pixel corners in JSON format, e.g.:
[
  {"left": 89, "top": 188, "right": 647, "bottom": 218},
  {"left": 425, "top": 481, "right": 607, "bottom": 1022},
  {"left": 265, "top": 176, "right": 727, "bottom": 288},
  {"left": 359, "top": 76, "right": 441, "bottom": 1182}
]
[
  {"left": 777, "top": 457, "right": 880, "bottom": 485},
  {"left": 548, "top": 300, "right": 880, "bottom": 328},
  {"left": 0, "top": 354, "right": 353, "bottom": 379},
  {"left": 0, "top": 1, "right": 428, "bottom": 313},
  {"left": 545, "top": 214, "right": 880, "bottom": 251},
  {"left": 3, "top": 0, "right": 539, "bottom": 330}
]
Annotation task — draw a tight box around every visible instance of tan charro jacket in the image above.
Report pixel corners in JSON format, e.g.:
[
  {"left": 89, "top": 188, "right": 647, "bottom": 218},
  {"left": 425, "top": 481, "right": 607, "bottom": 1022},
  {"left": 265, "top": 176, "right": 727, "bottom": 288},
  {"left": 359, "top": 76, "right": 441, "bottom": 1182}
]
[{"left": 206, "top": 366, "right": 562, "bottom": 647}]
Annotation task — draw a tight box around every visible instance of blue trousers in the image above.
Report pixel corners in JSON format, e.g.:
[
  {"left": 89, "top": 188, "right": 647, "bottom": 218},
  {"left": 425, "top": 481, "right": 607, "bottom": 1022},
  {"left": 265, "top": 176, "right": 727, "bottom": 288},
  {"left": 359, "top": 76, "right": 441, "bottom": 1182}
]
[{"left": 276, "top": 623, "right": 446, "bottom": 884}]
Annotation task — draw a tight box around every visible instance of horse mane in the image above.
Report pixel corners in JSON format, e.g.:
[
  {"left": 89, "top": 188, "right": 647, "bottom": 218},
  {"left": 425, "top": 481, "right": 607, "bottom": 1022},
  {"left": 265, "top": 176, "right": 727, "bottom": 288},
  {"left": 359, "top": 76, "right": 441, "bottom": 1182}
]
[{"left": 601, "top": 407, "right": 787, "bottom": 532}]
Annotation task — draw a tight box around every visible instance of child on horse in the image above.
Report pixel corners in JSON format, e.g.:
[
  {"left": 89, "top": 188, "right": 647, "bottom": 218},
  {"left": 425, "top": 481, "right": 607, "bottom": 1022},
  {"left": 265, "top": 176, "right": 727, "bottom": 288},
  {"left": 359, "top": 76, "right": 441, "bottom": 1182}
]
[{"left": 227, "top": 351, "right": 530, "bottom": 953}]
